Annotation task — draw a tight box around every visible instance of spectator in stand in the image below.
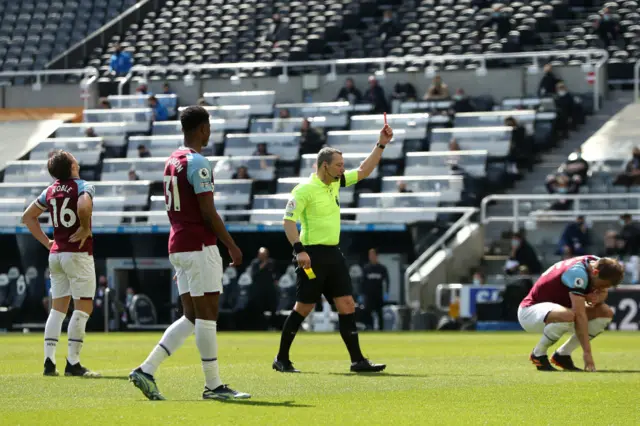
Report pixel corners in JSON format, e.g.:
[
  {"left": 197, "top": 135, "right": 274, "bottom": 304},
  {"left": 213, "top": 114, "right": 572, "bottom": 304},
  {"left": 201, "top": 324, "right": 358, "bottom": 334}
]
[
  {"left": 397, "top": 181, "right": 413, "bottom": 193},
  {"left": 378, "top": 10, "right": 400, "bottom": 41},
  {"left": 197, "top": 97, "right": 210, "bottom": 106},
  {"left": 472, "top": 269, "right": 487, "bottom": 285},
  {"left": 538, "top": 64, "right": 560, "bottom": 97},
  {"left": 279, "top": 108, "right": 291, "bottom": 119},
  {"left": 148, "top": 95, "right": 169, "bottom": 121},
  {"left": 423, "top": 75, "right": 450, "bottom": 100},
  {"left": 614, "top": 147, "right": 640, "bottom": 186},
  {"left": 482, "top": 4, "right": 512, "bottom": 39},
  {"left": 600, "top": 230, "right": 623, "bottom": 258},
  {"left": 232, "top": 166, "right": 251, "bottom": 180},
  {"left": 619, "top": 214, "right": 640, "bottom": 256},
  {"left": 554, "top": 81, "right": 575, "bottom": 138},
  {"left": 299, "top": 118, "right": 323, "bottom": 155},
  {"left": 137, "top": 144, "right": 152, "bottom": 158},
  {"left": 99, "top": 98, "right": 111, "bottom": 109},
  {"left": 266, "top": 13, "right": 291, "bottom": 44},
  {"left": 109, "top": 43, "right": 132, "bottom": 77},
  {"left": 335, "top": 78, "right": 362, "bottom": 104},
  {"left": 449, "top": 138, "right": 461, "bottom": 151},
  {"left": 253, "top": 143, "right": 269, "bottom": 156},
  {"left": 248, "top": 247, "right": 278, "bottom": 328},
  {"left": 545, "top": 173, "right": 580, "bottom": 210},
  {"left": 559, "top": 148, "right": 589, "bottom": 185},
  {"left": 363, "top": 75, "right": 389, "bottom": 114},
  {"left": 392, "top": 82, "right": 417, "bottom": 102},
  {"left": 85, "top": 127, "right": 97, "bottom": 138},
  {"left": 594, "top": 7, "right": 620, "bottom": 48},
  {"left": 504, "top": 231, "right": 542, "bottom": 275},
  {"left": 128, "top": 169, "right": 140, "bottom": 181},
  {"left": 135, "top": 84, "right": 149, "bottom": 95},
  {"left": 162, "top": 82, "right": 174, "bottom": 95},
  {"left": 505, "top": 116, "right": 527, "bottom": 175},
  {"left": 558, "top": 215, "right": 590, "bottom": 256},
  {"left": 451, "top": 88, "right": 475, "bottom": 113}
]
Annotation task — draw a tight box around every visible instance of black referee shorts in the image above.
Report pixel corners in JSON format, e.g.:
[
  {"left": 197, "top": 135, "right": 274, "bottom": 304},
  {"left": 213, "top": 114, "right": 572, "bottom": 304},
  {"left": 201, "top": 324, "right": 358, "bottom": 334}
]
[{"left": 295, "top": 245, "right": 353, "bottom": 304}]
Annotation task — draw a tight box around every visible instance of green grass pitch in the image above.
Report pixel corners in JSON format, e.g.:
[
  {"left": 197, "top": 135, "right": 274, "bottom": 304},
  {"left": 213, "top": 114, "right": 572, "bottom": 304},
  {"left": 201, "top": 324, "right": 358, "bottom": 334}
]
[{"left": 1, "top": 331, "right": 640, "bottom": 425}]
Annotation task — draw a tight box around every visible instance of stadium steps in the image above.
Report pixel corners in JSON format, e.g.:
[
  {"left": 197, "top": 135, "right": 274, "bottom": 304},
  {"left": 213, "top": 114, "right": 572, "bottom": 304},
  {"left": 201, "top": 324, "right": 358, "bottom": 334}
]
[
  {"left": 481, "top": 91, "right": 632, "bottom": 248},
  {"left": 0, "top": 118, "right": 69, "bottom": 172}
]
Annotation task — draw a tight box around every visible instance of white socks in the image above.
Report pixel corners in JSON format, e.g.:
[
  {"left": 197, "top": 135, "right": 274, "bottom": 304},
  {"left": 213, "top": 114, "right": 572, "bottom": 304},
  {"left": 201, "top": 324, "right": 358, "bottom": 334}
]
[
  {"left": 44, "top": 309, "right": 66, "bottom": 363},
  {"left": 195, "top": 319, "right": 222, "bottom": 390},
  {"left": 533, "top": 322, "right": 573, "bottom": 356},
  {"left": 141, "top": 316, "right": 195, "bottom": 376},
  {"left": 556, "top": 317, "right": 612, "bottom": 356},
  {"left": 67, "top": 310, "right": 90, "bottom": 365}
]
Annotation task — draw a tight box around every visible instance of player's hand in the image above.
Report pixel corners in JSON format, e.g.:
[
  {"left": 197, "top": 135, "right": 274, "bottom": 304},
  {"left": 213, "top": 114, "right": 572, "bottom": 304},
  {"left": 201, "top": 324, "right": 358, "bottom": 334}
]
[
  {"left": 378, "top": 124, "right": 393, "bottom": 145},
  {"left": 228, "top": 245, "right": 243, "bottom": 266},
  {"left": 296, "top": 252, "right": 311, "bottom": 269},
  {"left": 583, "top": 352, "right": 596, "bottom": 372},
  {"left": 47, "top": 239, "right": 54, "bottom": 250},
  {"left": 69, "top": 227, "right": 92, "bottom": 249}
]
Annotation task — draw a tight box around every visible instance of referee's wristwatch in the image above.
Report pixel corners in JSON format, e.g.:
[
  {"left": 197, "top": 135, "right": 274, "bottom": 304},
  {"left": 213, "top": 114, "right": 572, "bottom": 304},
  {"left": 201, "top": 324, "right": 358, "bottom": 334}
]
[{"left": 376, "top": 142, "right": 386, "bottom": 150}]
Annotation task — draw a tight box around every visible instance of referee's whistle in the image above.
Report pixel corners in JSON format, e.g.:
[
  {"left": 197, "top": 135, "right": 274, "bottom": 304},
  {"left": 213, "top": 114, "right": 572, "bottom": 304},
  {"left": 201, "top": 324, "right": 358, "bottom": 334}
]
[{"left": 304, "top": 268, "right": 316, "bottom": 279}]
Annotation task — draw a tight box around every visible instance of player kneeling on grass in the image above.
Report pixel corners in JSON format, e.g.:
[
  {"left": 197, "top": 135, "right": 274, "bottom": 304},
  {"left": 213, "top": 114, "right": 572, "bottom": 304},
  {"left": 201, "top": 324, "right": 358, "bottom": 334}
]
[
  {"left": 21, "top": 150, "right": 100, "bottom": 378},
  {"left": 518, "top": 255, "right": 623, "bottom": 372}
]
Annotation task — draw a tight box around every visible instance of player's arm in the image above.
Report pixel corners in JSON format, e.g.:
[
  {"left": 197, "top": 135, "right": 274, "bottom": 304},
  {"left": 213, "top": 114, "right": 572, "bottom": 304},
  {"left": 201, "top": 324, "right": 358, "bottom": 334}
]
[
  {"left": 22, "top": 190, "right": 52, "bottom": 250},
  {"left": 189, "top": 156, "right": 242, "bottom": 265},
  {"left": 570, "top": 292, "right": 592, "bottom": 358},
  {"left": 283, "top": 191, "right": 310, "bottom": 269},
  {"left": 69, "top": 184, "right": 95, "bottom": 248},
  {"left": 563, "top": 266, "right": 595, "bottom": 370},
  {"left": 355, "top": 123, "right": 394, "bottom": 182}
]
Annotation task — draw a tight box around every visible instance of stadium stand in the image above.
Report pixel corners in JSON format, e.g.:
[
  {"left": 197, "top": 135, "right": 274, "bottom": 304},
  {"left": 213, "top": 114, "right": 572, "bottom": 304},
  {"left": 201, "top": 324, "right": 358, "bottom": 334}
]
[
  {"left": 0, "top": 0, "right": 628, "bottom": 335},
  {"left": 0, "top": 0, "right": 138, "bottom": 72},
  {"left": 81, "top": 0, "right": 605, "bottom": 79}
]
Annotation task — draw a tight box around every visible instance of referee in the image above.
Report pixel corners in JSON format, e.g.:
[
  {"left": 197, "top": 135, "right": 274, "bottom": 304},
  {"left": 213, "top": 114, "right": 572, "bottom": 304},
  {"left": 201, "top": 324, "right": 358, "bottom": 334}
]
[{"left": 272, "top": 122, "right": 393, "bottom": 373}]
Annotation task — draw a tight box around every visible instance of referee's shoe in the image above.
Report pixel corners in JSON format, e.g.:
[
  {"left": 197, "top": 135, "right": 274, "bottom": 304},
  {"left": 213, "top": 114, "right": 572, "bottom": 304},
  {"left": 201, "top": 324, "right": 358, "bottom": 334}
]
[{"left": 351, "top": 358, "right": 386, "bottom": 373}]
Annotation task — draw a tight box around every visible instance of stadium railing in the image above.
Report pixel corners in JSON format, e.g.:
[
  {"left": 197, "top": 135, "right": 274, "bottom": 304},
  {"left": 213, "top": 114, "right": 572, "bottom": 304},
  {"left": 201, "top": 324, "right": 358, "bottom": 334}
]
[
  {"left": 480, "top": 193, "right": 640, "bottom": 232},
  {"left": 118, "top": 49, "right": 608, "bottom": 111},
  {"left": 633, "top": 58, "right": 640, "bottom": 101},
  {"left": 404, "top": 207, "right": 478, "bottom": 308}
]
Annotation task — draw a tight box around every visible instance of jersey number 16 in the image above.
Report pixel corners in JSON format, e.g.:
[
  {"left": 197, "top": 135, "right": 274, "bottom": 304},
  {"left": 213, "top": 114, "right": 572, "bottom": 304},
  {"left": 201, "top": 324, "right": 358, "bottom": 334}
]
[
  {"left": 164, "top": 176, "right": 181, "bottom": 211},
  {"left": 50, "top": 198, "right": 77, "bottom": 228}
]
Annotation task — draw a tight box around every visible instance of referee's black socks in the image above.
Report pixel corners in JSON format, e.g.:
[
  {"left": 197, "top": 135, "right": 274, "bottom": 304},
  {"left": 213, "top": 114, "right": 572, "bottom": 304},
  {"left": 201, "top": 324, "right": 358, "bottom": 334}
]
[
  {"left": 277, "top": 310, "right": 305, "bottom": 361},
  {"left": 339, "top": 313, "right": 365, "bottom": 363}
]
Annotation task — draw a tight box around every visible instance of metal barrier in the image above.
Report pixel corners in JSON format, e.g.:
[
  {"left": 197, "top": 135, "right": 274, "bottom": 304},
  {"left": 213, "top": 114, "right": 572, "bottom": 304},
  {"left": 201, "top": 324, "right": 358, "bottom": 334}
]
[
  {"left": 634, "top": 58, "right": 640, "bottom": 102},
  {"left": 0, "top": 67, "right": 99, "bottom": 109},
  {"left": 403, "top": 207, "right": 477, "bottom": 307},
  {"left": 480, "top": 193, "right": 640, "bottom": 232},
  {"left": 119, "top": 49, "right": 608, "bottom": 111}
]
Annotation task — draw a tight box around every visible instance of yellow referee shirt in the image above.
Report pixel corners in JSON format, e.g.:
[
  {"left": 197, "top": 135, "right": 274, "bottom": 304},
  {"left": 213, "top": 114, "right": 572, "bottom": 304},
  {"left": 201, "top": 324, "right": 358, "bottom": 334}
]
[{"left": 283, "top": 169, "right": 359, "bottom": 246}]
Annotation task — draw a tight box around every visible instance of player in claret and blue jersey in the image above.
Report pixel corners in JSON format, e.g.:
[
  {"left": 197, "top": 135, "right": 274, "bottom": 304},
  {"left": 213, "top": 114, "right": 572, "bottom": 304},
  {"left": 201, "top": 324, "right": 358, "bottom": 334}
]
[
  {"left": 129, "top": 106, "right": 250, "bottom": 401},
  {"left": 21, "top": 150, "right": 100, "bottom": 378},
  {"left": 518, "top": 255, "right": 624, "bottom": 372}
]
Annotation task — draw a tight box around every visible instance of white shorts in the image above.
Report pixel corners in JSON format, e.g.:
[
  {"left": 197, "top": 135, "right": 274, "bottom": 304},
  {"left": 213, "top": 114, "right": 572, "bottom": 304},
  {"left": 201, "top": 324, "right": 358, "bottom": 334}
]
[
  {"left": 169, "top": 245, "right": 223, "bottom": 297},
  {"left": 48, "top": 252, "right": 97, "bottom": 299},
  {"left": 518, "top": 302, "right": 565, "bottom": 333}
]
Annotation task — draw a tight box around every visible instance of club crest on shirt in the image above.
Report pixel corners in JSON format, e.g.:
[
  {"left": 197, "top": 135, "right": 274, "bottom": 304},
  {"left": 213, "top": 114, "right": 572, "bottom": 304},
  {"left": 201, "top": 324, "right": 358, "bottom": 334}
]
[
  {"left": 199, "top": 167, "right": 210, "bottom": 180},
  {"left": 574, "top": 277, "right": 585, "bottom": 289}
]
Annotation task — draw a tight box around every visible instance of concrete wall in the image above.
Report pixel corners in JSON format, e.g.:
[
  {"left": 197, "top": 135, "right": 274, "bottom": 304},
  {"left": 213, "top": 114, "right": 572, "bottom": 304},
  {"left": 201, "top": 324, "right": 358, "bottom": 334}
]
[
  {"left": 1, "top": 64, "right": 607, "bottom": 109},
  {"left": 408, "top": 223, "right": 485, "bottom": 310},
  {"left": 2, "top": 83, "right": 100, "bottom": 108}
]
